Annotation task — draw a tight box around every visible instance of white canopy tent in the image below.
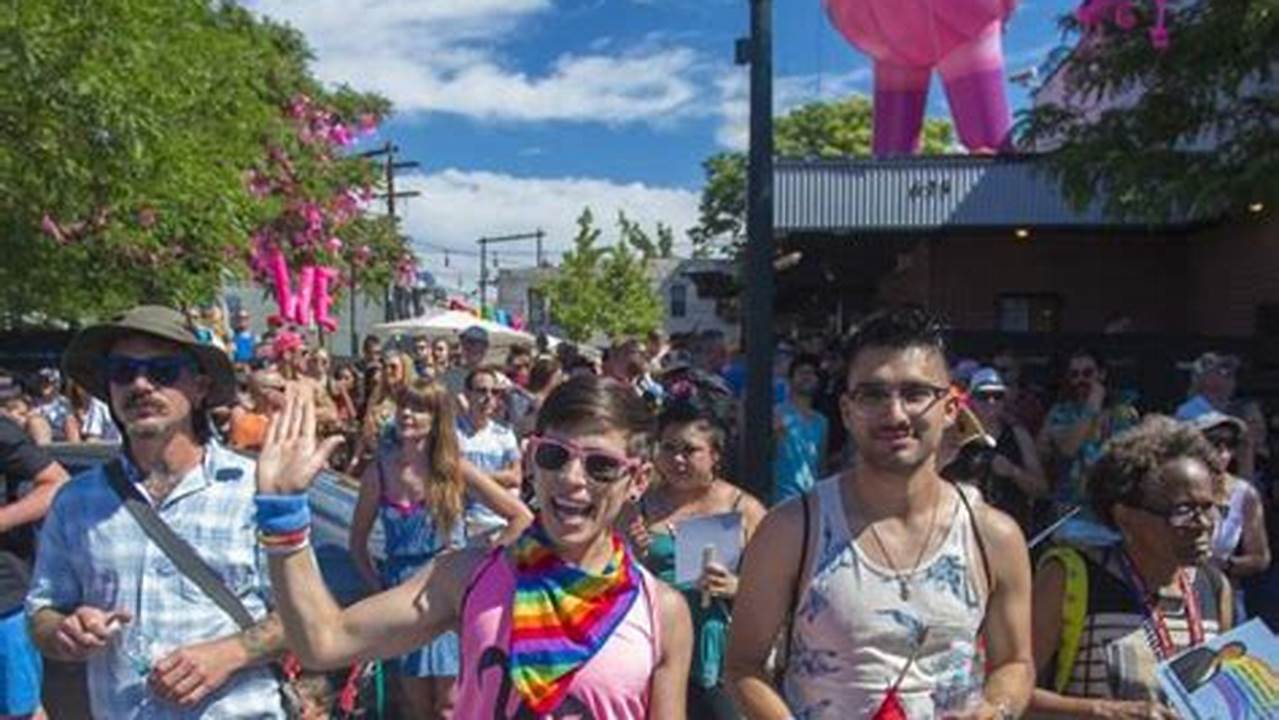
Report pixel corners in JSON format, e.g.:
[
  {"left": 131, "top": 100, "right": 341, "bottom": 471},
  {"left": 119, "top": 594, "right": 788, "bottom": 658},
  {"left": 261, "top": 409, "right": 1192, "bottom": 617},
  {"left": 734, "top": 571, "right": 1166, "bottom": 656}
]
[{"left": 370, "top": 310, "right": 534, "bottom": 348}]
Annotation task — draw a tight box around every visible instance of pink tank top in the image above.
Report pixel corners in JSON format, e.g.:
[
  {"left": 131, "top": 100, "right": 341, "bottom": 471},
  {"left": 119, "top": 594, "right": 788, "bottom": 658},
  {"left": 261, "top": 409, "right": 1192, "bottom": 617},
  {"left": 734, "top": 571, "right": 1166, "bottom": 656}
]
[{"left": 455, "top": 549, "right": 661, "bottom": 720}]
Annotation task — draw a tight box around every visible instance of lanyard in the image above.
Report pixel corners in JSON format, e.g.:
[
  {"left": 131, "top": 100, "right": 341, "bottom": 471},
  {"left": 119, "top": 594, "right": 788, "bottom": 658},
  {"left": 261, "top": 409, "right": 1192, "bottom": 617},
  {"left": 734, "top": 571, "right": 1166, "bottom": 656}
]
[{"left": 1117, "top": 551, "right": 1204, "bottom": 660}]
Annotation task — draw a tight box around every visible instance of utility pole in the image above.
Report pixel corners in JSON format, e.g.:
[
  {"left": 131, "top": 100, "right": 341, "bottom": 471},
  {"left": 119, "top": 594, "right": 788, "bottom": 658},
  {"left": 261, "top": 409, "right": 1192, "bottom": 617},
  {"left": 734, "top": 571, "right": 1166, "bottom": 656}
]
[
  {"left": 352, "top": 142, "right": 421, "bottom": 354},
  {"left": 476, "top": 230, "right": 545, "bottom": 315},
  {"left": 739, "top": 0, "right": 775, "bottom": 500}
]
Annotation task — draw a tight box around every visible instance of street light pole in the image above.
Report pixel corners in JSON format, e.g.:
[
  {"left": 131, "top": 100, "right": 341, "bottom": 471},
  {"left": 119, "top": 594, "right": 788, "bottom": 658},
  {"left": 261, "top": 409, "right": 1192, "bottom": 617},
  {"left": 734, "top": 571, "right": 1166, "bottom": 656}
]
[{"left": 741, "top": 0, "right": 775, "bottom": 500}]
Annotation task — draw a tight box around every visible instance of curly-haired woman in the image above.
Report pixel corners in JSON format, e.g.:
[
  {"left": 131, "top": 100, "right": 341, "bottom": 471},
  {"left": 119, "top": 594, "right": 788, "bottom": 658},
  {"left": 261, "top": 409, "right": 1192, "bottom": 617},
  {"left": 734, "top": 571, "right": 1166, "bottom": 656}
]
[{"left": 1029, "top": 415, "right": 1233, "bottom": 719}]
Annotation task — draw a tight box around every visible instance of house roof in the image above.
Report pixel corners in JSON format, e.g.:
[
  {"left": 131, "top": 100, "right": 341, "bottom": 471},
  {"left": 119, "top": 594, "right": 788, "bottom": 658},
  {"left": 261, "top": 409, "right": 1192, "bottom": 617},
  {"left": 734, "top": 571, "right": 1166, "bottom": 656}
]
[{"left": 774, "top": 155, "right": 1191, "bottom": 234}]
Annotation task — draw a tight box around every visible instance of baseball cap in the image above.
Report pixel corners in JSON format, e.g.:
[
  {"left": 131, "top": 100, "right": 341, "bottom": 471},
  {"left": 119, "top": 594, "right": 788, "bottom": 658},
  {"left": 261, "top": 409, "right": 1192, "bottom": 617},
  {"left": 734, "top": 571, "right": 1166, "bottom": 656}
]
[
  {"left": 1185, "top": 409, "right": 1247, "bottom": 436},
  {"left": 460, "top": 326, "right": 489, "bottom": 344},
  {"left": 1178, "top": 352, "right": 1240, "bottom": 377},
  {"left": 968, "top": 367, "right": 1008, "bottom": 394}
]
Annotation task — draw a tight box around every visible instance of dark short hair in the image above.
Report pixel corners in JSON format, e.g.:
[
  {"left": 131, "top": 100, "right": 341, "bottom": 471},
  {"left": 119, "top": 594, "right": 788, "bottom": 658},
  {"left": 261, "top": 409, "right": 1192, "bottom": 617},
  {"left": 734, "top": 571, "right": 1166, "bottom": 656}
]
[
  {"left": 789, "top": 353, "right": 822, "bottom": 379},
  {"left": 536, "top": 375, "right": 656, "bottom": 457},
  {"left": 465, "top": 366, "right": 501, "bottom": 391},
  {"left": 1087, "top": 415, "right": 1223, "bottom": 527},
  {"left": 527, "top": 356, "right": 562, "bottom": 394},
  {"left": 844, "top": 307, "right": 948, "bottom": 375},
  {"left": 659, "top": 395, "right": 727, "bottom": 453}
]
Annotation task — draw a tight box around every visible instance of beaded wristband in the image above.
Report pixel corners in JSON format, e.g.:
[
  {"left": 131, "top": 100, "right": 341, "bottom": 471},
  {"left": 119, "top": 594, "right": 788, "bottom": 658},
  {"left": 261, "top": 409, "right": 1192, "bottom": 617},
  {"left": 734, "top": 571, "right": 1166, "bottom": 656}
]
[{"left": 255, "top": 494, "right": 311, "bottom": 535}]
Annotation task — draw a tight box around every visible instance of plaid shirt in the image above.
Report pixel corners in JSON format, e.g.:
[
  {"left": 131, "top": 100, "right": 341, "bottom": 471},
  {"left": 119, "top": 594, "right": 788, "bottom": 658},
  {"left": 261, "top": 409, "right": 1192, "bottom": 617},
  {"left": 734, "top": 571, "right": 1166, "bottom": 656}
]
[{"left": 26, "top": 442, "right": 284, "bottom": 719}]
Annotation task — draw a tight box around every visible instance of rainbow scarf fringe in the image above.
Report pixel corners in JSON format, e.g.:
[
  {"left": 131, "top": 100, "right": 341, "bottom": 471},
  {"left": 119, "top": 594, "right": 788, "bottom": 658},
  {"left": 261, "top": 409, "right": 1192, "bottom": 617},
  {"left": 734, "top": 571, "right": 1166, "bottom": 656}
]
[{"left": 509, "top": 522, "right": 640, "bottom": 713}]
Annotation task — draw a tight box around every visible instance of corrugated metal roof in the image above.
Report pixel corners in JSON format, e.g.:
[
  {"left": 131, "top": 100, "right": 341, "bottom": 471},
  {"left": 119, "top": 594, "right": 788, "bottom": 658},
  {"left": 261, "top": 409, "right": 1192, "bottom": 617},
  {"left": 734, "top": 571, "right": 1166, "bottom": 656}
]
[{"left": 774, "top": 155, "right": 1161, "bottom": 233}]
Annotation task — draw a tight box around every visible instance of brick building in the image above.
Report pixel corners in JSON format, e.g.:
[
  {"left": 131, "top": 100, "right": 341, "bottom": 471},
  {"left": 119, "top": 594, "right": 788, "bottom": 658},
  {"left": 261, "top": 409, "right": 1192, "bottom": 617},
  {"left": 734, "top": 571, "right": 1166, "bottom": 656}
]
[
  {"left": 771, "top": 155, "right": 1278, "bottom": 409},
  {"left": 773, "top": 155, "right": 1276, "bottom": 337}
]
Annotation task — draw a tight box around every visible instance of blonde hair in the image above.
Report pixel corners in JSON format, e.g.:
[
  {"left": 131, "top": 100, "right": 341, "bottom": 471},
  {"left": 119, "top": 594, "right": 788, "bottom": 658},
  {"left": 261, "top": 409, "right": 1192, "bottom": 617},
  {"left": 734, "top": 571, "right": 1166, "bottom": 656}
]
[{"left": 397, "top": 379, "right": 464, "bottom": 536}]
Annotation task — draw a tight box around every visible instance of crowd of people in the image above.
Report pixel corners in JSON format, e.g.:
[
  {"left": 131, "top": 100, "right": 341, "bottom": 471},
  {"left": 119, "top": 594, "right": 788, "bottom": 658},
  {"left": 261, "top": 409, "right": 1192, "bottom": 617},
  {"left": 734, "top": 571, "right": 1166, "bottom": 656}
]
[{"left": 0, "top": 301, "right": 1277, "bottom": 719}]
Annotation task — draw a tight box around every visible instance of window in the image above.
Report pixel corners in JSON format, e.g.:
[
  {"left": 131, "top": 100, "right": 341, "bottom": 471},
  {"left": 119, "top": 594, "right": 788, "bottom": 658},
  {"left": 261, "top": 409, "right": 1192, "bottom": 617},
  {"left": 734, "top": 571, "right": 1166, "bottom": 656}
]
[
  {"left": 670, "top": 284, "right": 687, "bottom": 319},
  {"left": 997, "top": 294, "right": 1062, "bottom": 333}
]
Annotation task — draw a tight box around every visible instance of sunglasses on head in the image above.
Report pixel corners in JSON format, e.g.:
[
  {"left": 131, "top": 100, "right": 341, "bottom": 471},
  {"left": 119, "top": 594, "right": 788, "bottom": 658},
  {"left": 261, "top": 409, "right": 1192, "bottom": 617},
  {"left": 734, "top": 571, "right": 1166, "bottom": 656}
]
[
  {"left": 528, "top": 435, "right": 641, "bottom": 484},
  {"left": 104, "top": 355, "right": 196, "bottom": 387}
]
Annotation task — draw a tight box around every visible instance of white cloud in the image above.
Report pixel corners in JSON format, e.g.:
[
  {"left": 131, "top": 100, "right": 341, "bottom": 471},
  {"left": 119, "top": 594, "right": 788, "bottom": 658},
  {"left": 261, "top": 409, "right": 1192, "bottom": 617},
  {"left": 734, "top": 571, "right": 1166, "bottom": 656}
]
[
  {"left": 246, "top": 0, "right": 703, "bottom": 125},
  {"left": 388, "top": 169, "right": 700, "bottom": 295},
  {"left": 714, "top": 66, "right": 874, "bottom": 150}
]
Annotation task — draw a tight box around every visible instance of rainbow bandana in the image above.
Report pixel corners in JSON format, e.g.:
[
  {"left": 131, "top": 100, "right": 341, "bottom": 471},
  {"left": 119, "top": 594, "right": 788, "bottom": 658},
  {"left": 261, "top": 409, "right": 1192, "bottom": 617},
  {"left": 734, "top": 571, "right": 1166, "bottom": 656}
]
[{"left": 509, "top": 521, "right": 640, "bottom": 713}]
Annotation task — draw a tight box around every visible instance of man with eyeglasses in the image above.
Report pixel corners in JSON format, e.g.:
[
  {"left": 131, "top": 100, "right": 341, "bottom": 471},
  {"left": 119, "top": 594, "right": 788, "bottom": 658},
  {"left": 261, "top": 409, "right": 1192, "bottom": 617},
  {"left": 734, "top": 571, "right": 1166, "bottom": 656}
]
[
  {"left": 1038, "top": 349, "right": 1139, "bottom": 520},
  {"left": 26, "top": 305, "right": 290, "bottom": 718},
  {"left": 1175, "top": 352, "right": 1240, "bottom": 422},
  {"left": 457, "top": 368, "right": 522, "bottom": 545},
  {"left": 728, "top": 308, "right": 1033, "bottom": 720}
]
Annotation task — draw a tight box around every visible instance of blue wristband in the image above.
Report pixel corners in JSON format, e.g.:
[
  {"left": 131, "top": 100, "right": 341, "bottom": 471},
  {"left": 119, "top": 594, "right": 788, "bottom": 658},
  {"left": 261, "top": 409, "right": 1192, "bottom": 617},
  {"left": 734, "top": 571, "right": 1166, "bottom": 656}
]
[{"left": 255, "top": 494, "right": 311, "bottom": 534}]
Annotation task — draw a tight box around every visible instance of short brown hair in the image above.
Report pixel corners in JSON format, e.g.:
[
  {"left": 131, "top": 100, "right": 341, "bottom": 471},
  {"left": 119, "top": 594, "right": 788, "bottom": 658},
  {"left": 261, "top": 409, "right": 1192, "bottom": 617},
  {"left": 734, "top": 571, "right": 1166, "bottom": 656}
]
[{"left": 536, "top": 375, "right": 656, "bottom": 457}]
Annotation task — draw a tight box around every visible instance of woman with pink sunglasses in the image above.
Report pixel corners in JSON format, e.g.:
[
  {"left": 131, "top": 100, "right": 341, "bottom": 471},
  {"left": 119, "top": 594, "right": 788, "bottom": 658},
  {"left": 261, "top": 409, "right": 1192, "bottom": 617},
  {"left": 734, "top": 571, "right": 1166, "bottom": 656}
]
[{"left": 257, "top": 375, "right": 693, "bottom": 719}]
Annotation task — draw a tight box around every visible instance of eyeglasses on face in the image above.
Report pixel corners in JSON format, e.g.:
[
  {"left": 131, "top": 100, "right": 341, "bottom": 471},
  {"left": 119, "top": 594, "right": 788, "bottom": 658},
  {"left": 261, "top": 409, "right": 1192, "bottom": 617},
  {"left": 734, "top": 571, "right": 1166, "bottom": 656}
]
[
  {"left": 845, "top": 382, "right": 951, "bottom": 417},
  {"left": 973, "top": 391, "right": 1006, "bottom": 403},
  {"left": 103, "top": 355, "right": 196, "bottom": 387},
  {"left": 528, "top": 435, "right": 641, "bottom": 484},
  {"left": 1133, "top": 500, "right": 1218, "bottom": 529}
]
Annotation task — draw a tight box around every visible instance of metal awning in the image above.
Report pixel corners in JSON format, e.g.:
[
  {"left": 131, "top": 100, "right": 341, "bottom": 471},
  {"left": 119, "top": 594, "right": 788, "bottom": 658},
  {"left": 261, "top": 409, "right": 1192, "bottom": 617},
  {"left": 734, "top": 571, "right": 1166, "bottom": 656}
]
[{"left": 774, "top": 155, "right": 1189, "bottom": 234}]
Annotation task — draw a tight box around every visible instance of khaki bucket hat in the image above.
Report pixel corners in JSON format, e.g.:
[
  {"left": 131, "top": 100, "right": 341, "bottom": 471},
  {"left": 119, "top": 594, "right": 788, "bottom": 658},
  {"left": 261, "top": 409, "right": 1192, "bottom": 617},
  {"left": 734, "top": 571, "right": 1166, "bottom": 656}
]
[{"left": 62, "top": 305, "right": 237, "bottom": 407}]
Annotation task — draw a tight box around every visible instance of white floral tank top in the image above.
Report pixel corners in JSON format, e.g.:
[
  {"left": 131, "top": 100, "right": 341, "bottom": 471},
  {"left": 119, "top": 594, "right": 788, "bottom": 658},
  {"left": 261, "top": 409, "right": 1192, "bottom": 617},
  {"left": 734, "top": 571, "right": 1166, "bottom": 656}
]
[{"left": 783, "top": 476, "right": 990, "bottom": 719}]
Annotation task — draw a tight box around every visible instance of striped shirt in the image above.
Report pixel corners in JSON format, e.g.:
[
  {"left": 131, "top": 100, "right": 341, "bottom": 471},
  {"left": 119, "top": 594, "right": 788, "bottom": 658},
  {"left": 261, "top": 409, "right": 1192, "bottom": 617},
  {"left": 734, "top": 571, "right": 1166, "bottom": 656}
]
[
  {"left": 457, "top": 415, "right": 520, "bottom": 539},
  {"left": 26, "top": 442, "right": 284, "bottom": 719},
  {"left": 1058, "top": 548, "right": 1224, "bottom": 702}
]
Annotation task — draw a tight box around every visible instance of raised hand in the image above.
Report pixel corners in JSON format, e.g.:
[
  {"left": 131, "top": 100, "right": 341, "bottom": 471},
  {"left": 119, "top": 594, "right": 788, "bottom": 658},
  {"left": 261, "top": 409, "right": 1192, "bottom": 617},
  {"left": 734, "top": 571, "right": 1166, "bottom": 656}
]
[{"left": 256, "top": 384, "right": 344, "bottom": 496}]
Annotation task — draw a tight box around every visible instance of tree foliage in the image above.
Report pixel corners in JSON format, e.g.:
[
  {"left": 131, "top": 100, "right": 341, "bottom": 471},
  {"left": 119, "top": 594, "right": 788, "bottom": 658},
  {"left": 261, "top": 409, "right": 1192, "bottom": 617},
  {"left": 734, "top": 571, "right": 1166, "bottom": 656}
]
[
  {"left": 1018, "top": 2, "right": 1279, "bottom": 220},
  {"left": 689, "top": 96, "right": 954, "bottom": 256},
  {"left": 539, "top": 209, "right": 664, "bottom": 343},
  {"left": 0, "top": 0, "right": 401, "bottom": 323}
]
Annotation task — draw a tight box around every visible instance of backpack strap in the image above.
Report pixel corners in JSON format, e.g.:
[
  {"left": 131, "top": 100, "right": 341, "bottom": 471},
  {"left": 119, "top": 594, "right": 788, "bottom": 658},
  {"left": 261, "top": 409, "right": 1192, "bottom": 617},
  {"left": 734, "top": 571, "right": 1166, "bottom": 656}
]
[{"left": 1037, "top": 546, "right": 1089, "bottom": 694}]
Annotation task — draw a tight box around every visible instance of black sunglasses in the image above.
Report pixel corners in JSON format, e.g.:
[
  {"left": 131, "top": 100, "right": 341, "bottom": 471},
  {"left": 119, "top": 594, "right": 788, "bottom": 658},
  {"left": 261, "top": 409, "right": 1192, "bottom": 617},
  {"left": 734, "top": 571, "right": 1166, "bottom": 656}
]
[
  {"left": 104, "top": 355, "right": 196, "bottom": 387},
  {"left": 529, "top": 436, "right": 640, "bottom": 484}
]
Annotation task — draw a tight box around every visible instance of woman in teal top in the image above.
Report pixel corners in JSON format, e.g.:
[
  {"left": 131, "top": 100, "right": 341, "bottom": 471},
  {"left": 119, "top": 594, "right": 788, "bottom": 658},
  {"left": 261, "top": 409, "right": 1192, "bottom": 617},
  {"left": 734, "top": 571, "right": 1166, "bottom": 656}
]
[{"left": 626, "top": 396, "right": 765, "bottom": 719}]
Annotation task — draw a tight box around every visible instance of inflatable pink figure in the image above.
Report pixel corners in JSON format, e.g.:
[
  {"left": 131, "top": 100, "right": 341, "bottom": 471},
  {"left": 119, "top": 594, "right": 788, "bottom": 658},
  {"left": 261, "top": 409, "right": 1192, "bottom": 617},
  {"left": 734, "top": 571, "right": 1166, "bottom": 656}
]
[{"left": 825, "top": 0, "right": 1019, "bottom": 155}]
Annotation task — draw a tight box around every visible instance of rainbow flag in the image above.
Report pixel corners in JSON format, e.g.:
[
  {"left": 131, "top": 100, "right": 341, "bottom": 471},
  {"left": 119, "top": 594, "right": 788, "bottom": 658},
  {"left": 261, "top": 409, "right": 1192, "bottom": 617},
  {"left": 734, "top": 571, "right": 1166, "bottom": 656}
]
[{"left": 509, "top": 523, "right": 640, "bottom": 713}]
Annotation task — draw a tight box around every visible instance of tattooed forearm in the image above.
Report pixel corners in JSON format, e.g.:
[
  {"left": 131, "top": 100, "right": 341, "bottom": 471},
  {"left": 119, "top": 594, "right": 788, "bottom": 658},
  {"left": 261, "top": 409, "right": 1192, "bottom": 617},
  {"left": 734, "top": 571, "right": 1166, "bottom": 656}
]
[{"left": 237, "top": 613, "right": 287, "bottom": 666}]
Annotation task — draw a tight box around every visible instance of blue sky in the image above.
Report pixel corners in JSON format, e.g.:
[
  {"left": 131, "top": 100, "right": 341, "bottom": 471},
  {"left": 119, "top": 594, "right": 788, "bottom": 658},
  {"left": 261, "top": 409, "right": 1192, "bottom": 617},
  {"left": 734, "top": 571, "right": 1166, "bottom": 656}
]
[{"left": 247, "top": 0, "right": 1079, "bottom": 296}]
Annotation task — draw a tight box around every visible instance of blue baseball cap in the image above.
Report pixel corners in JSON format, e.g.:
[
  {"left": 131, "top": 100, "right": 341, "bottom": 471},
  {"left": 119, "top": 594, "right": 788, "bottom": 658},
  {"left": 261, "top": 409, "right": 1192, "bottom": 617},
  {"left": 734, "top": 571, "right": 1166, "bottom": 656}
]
[{"left": 968, "top": 367, "right": 1007, "bottom": 394}]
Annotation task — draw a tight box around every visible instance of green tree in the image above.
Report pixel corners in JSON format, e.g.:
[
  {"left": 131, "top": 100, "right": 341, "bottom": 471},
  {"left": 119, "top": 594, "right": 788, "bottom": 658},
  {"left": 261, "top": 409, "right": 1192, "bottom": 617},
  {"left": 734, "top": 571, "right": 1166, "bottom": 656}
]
[
  {"left": 1019, "top": 3, "right": 1278, "bottom": 220},
  {"left": 539, "top": 209, "right": 663, "bottom": 342},
  {"left": 0, "top": 0, "right": 399, "bottom": 323},
  {"left": 689, "top": 96, "right": 954, "bottom": 256}
]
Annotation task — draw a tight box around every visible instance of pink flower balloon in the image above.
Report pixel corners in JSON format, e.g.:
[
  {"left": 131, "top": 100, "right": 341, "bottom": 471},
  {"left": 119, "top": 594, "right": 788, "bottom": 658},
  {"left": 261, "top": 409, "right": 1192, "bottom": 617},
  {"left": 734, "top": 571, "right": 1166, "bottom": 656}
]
[{"left": 825, "top": 0, "right": 1019, "bottom": 155}]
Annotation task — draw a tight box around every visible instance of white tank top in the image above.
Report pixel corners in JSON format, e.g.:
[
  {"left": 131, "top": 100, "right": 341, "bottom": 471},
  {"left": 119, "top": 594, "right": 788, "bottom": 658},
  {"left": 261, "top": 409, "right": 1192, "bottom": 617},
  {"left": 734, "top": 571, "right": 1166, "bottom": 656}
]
[{"left": 783, "top": 476, "right": 990, "bottom": 719}]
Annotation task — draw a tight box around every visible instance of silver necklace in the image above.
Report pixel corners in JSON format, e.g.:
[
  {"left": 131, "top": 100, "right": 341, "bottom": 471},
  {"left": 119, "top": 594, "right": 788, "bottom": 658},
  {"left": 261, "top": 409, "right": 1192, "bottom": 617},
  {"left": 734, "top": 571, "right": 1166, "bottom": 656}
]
[{"left": 865, "top": 488, "right": 943, "bottom": 601}]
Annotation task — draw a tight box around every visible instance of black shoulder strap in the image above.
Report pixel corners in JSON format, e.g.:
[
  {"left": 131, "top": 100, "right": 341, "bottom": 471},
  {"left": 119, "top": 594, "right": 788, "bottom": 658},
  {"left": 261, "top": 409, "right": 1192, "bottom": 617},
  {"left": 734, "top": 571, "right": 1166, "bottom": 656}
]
[
  {"left": 104, "top": 459, "right": 256, "bottom": 630},
  {"left": 952, "top": 481, "right": 994, "bottom": 594},
  {"left": 776, "top": 490, "right": 811, "bottom": 684}
]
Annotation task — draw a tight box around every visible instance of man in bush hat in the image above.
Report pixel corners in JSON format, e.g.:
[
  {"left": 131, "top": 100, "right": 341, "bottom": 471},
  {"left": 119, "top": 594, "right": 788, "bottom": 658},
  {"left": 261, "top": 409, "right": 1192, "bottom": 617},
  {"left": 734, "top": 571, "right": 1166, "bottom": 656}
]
[{"left": 26, "top": 305, "right": 288, "bottom": 718}]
